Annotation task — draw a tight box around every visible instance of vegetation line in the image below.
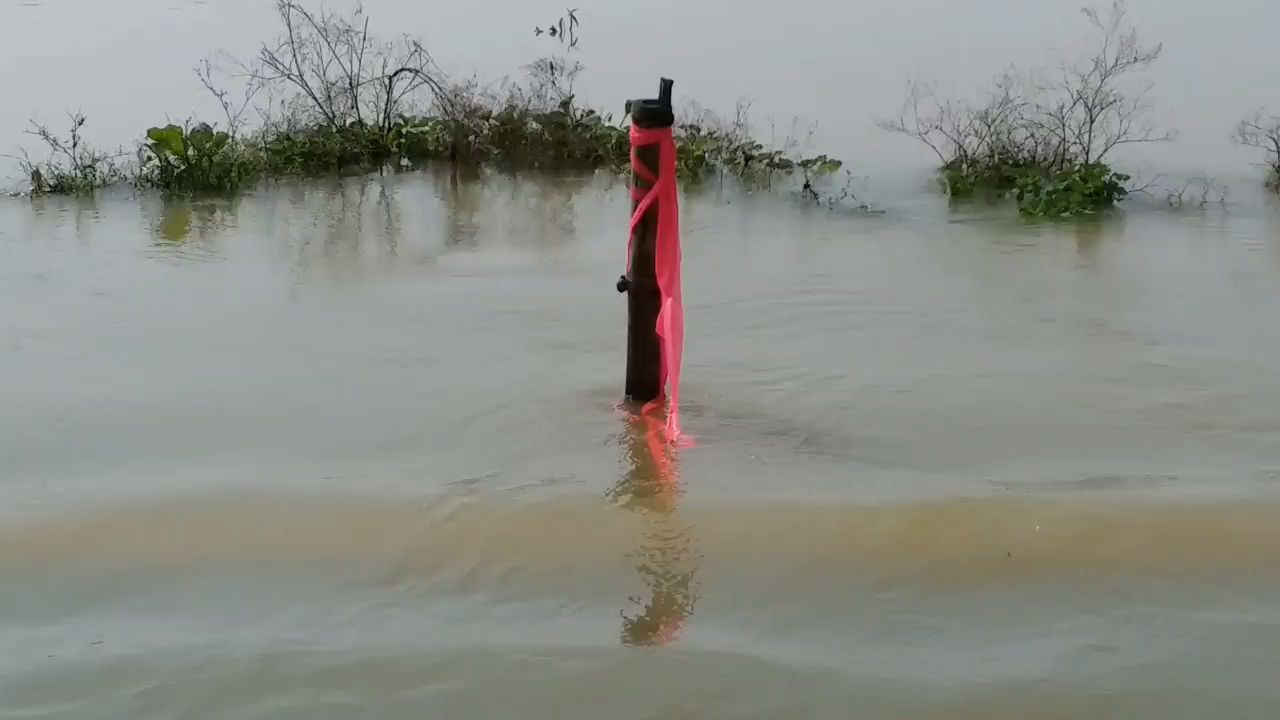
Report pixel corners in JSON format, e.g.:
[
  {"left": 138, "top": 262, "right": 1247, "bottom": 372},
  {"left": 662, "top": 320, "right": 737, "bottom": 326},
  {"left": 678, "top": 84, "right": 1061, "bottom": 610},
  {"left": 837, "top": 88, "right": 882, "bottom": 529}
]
[
  {"left": 5, "top": 0, "right": 849, "bottom": 206},
  {"left": 7, "top": 0, "right": 1278, "bottom": 213},
  {"left": 879, "top": 0, "right": 1180, "bottom": 217}
]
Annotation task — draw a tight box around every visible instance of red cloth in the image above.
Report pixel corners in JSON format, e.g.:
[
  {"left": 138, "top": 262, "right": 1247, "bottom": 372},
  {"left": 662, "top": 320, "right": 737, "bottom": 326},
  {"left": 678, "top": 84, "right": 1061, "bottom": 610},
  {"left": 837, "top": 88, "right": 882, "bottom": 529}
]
[{"left": 627, "top": 124, "right": 684, "bottom": 443}]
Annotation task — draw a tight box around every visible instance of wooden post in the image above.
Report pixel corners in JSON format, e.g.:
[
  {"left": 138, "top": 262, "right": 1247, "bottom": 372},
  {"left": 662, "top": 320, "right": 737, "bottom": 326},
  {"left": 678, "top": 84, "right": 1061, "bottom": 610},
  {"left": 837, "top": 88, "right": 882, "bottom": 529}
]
[{"left": 619, "top": 78, "right": 675, "bottom": 403}]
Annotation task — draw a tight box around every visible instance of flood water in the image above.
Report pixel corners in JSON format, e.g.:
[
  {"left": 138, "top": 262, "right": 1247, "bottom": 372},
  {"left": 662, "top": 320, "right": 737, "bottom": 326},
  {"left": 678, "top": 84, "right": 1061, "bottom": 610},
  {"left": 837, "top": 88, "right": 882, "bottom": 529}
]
[
  {"left": 6, "top": 0, "right": 1280, "bottom": 717},
  {"left": 4, "top": 170, "right": 1280, "bottom": 718}
]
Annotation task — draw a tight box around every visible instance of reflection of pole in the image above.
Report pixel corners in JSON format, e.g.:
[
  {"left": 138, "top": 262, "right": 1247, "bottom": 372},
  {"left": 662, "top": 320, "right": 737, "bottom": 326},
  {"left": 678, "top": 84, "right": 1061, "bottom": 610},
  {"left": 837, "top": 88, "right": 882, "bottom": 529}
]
[
  {"left": 618, "top": 78, "right": 675, "bottom": 403},
  {"left": 621, "top": 519, "right": 696, "bottom": 647},
  {"left": 609, "top": 411, "right": 698, "bottom": 647},
  {"left": 442, "top": 166, "right": 480, "bottom": 247},
  {"left": 377, "top": 183, "right": 399, "bottom": 258}
]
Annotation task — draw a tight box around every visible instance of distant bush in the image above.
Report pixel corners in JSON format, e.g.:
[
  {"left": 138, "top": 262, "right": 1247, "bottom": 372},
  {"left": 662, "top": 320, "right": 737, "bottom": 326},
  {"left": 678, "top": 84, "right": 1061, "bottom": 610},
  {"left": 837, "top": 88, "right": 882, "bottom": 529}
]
[
  {"left": 881, "top": 0, "right": 1171, "bottom": 217},
  {"left": 428, "top": 59, "right": 630, "bottom": 170},
  {"left": 672, "top": 102, "right": 842, "bottom": 188}
]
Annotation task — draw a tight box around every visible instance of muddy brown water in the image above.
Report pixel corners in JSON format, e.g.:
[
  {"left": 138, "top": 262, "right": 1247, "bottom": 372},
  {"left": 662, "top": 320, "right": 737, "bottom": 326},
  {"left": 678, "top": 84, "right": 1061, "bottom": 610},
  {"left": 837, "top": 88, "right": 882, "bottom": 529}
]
[{"left": 3, "top": 171, "right": 1280, "bottom": 718}]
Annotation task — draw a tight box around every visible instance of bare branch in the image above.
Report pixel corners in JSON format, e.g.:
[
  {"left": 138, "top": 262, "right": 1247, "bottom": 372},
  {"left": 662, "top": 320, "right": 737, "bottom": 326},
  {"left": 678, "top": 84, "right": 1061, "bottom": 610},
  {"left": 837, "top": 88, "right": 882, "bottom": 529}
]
[
  {"left": 228, "top": 0, "right": 449, "bottom": 135},
  {"left": 196, "top": 54, "right": 261, "bottom": 137},
  {"left": 1232, "top": 109, "right": 1280, "bottom": 187},
  {"left": 879, "top": 0, "right": 1171, "bottom": 188}
]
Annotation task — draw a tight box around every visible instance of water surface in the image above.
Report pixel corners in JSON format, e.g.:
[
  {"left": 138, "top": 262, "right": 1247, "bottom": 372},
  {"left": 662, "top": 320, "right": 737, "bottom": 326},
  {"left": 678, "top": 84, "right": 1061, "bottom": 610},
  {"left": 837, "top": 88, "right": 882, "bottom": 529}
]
[{"left": 4, "top": 170, "right": 1280, "bottom": 717}]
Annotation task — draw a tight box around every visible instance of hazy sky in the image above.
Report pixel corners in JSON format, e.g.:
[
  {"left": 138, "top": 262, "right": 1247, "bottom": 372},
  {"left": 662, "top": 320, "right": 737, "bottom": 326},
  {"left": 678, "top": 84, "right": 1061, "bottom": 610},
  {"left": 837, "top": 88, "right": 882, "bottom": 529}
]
[{"left": 3, "top": 0, "right": 1279, "bottom": 177}]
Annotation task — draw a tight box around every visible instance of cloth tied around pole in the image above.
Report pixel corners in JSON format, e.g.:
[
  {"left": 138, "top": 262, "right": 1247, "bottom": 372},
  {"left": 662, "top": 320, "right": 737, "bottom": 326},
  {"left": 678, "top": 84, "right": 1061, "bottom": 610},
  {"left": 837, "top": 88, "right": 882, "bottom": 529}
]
[{"left": 626, "top": 122, "right": 685, "bottom": 444}]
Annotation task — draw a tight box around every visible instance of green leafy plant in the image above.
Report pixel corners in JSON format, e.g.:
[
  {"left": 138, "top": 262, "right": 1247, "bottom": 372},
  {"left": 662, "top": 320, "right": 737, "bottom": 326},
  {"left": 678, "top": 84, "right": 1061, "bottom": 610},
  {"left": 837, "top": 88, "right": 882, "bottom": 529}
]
[
  {"left": 136, "top": 122, "right": 259, "bottom": 193},
  {"left": 1014, "top": 163, "right": 1129, "bottom": 217},
  {"left": 387, "top": 115, "right": 453, "bottom": 163}
]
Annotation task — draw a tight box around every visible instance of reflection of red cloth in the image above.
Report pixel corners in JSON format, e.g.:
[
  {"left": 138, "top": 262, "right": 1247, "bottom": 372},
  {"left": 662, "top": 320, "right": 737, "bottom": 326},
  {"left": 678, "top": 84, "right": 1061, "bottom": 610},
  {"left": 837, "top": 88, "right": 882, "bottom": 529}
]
[
  {"left": 653, "top": 616, "right": 684, "bottom": 645},
  {"left": 640, "top": 409, "right": 674, "bottom": 489},
  {"left": 627, "top": 125, "right": 683, "bottom": 443},
  {"left": 624, "top": 407, "right": 687, "bottom": 647}
]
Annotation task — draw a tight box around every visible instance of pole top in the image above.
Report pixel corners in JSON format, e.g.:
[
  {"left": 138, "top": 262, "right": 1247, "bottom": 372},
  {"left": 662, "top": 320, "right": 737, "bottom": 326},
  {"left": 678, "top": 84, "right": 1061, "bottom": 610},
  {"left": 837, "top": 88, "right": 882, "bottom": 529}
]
[{"left": 629, "top": 77, "right": 675, "bottom": 129}]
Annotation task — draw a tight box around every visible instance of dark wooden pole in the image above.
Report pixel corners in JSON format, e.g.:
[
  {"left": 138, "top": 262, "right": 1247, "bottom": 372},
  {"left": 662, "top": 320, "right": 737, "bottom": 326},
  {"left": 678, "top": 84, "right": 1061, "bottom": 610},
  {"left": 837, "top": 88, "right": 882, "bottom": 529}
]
[{"left": 619, "top": 78, "right": 675, "bottom": 403}]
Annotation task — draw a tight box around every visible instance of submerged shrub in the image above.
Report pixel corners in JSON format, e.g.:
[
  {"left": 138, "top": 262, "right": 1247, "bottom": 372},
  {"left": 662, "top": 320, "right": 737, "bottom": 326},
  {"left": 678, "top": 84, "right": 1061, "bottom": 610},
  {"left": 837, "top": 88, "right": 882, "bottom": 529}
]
[
  {"left": 1014, "top": 163, "right": 1130, "bottom": 217},
  {"left": 254, "top": 122, "right": 393, "bottom": 176},
  {"left": 445, "top": 99, "right": 631, "bottom": 170},
  {"left": 6, "top": 113, "right": 126, "bottom": 195},
  {"left": 389, "top": 116, "right": 453, "bottom": 162},
  {"left": 426, "top": 58, "right": 633, "bottom": 171},
  {"left": 880, "top": 0, "right": 1170, "bottom": 216},
  {"left": 136, "top": 123, "right": 260, "bottom": 193},
  {"left": 940, "top": 157, "right": 1038, "bottom": 198},
  {"left": 671, "top": 103, "right": 843, "bottom": 188}
]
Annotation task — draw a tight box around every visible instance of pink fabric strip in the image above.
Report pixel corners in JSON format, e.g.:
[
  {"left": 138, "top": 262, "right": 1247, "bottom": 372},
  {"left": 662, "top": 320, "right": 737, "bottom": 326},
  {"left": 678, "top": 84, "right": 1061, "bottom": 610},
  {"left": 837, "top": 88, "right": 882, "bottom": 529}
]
[{"left": 627, "top": 124, "right": 684, "bottom": 443}]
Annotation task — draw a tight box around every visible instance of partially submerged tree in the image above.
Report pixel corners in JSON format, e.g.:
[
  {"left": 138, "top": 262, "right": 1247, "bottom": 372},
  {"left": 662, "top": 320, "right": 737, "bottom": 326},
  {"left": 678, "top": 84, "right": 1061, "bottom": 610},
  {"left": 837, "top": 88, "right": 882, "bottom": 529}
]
[
  {"left": 1232, "top": 109, "right": 1280, "bottom": 191},
  {"left": 880, "top": 0, "right": 1172, "bottom": 216},
  {"left": 879, "top": 73, "right": 1041, "bottom": 194},
  {"left": 1046, "top": 1, "right": 1172, "bottom": 166},
  {"left": 237, "top": 0, "right": 451, "bottom": 133},
  {"left": 1161, "top": 176, "right": 1229, "bottom": 207}
]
